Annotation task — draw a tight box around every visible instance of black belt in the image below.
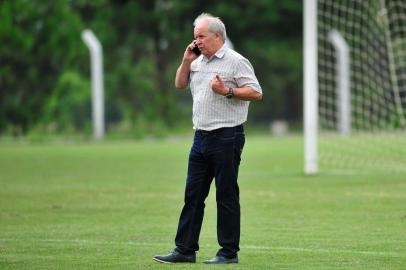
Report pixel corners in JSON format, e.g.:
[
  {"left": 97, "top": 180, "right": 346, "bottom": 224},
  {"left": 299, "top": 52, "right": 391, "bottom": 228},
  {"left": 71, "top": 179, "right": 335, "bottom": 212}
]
[{"left": 196, "top": 125, "right": 244, "bottom": 136}]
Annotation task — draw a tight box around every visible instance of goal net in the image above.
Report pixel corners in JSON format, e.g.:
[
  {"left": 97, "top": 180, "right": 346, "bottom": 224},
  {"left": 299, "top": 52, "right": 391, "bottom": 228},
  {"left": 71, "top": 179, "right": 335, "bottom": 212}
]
[{"left": 308, "top": 0, "right": 406, "bottom": 174}]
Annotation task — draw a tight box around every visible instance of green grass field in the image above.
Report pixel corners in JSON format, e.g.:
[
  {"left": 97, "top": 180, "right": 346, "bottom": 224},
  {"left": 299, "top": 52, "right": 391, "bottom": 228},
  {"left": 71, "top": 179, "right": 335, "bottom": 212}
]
[{"left": 1, "top": 135, "right": 405, "bottom": 269}]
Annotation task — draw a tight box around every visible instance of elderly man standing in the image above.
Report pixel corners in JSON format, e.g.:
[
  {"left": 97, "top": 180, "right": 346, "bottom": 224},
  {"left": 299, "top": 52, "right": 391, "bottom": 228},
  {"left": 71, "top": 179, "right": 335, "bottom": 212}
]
[{"left": 153, "top": 13, "right": 262, "bottom": 264}]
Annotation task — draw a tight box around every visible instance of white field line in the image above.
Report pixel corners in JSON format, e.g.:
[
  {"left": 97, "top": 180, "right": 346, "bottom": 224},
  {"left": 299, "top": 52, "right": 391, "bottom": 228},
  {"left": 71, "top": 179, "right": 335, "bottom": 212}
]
[{"left": 0, "top": 238, "right": 403, "bottom": 257}]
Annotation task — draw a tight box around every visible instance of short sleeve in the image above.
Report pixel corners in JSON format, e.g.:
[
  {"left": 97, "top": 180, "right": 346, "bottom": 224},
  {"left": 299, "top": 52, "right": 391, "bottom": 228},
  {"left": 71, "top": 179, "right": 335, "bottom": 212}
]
[{"left": 234, "top": 58, "right": 262, "bottom": 93}]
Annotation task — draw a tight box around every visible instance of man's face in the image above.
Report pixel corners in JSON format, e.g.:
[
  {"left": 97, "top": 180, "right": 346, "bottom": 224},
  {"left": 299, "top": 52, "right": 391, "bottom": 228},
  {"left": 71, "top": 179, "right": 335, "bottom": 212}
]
[{"left": 194, "top": 21, "right": 222, "bottom": 58}]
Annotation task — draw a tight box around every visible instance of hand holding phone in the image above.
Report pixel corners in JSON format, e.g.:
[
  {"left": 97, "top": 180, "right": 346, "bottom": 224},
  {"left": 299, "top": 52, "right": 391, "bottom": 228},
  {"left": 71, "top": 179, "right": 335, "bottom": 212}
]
[{"left": 192, "top": 41, "right": 201, "bottom": 56}]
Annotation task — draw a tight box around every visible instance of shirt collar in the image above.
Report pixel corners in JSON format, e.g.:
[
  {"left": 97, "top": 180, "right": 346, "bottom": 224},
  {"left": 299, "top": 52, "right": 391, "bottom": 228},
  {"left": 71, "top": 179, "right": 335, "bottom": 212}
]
[{"left": 202, "top": 44, "right": 227, "bottom": 62}]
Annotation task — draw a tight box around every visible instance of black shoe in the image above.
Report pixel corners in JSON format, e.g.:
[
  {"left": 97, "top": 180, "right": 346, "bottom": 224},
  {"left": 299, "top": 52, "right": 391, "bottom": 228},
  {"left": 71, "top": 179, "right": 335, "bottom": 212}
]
[
  {"left": 152, "top": 250, "right": 196, "bottom": 264},
  {"left": 203, "top": 255, "right": 238, "bottom": 264}
]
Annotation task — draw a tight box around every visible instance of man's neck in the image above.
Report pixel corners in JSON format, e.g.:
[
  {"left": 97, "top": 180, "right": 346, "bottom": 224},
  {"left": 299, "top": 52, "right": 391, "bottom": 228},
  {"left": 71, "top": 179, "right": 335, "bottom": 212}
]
[{"left": 204, "top": 43, "right": 225, "bottom": 60}]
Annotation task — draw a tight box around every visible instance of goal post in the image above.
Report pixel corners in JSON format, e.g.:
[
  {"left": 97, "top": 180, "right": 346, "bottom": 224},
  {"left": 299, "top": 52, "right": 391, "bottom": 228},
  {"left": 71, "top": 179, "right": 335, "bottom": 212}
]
[
  {"left": 304, "top": 0, "right": 406, "bottom": 175},
  {"left": 82, "top": 29, "right": 105, "bottom": 141},
  {"left": 304, "top": 0, "right": 319, "bottom": 175},
  {"left": 327, "top": 30, "right": 351, "bottom": 136}
]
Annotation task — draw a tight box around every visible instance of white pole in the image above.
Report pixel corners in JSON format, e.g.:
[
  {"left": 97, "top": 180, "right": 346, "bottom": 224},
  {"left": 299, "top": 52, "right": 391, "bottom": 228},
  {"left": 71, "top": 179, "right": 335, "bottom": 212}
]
[
  {"left": 304, "top": 0, "right": 318, "bottom": 174},
  {"left": 82, "top": 29, "right": 105, "bottom": 141},
  {"left": 328, "top": 30, "right": 351, "bottom": 136}
]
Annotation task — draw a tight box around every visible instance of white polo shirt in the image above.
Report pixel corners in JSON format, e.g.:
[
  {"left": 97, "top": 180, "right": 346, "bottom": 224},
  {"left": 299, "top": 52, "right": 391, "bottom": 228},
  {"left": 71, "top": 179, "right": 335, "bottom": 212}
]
[{"left": 189, "top": 45, "right": 262, "bottom": 131}]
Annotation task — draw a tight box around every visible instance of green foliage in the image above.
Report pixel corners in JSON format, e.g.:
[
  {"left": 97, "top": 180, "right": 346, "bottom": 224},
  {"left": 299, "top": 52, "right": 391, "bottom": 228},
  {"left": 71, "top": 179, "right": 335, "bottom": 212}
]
[
  {"left": 0, "top": 0, "right": 303, "bottom": 137},
  {"left": 0, "top": 0, "right": 86, "bottom": 134},
  {"left": 43, "top": 70, "right": 91, "bottom": 133}
]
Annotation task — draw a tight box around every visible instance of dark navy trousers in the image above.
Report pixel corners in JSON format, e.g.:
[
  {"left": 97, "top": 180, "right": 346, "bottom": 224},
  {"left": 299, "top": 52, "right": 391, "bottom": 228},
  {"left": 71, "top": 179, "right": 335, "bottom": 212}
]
[{"left": 175, "top": 125, "right": 245, "bottom": 258}]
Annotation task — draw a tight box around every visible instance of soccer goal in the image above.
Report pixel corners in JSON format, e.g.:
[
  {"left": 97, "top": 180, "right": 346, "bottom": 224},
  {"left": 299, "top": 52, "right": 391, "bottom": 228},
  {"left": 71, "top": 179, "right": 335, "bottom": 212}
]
[{"left": 304, "top": 0, "right": 406, "bottom": 174}]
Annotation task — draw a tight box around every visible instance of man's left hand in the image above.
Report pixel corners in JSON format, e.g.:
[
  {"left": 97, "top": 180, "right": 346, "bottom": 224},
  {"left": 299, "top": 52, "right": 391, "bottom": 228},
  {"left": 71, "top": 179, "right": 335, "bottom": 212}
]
[{"left": 210, "top": 75, "right": 228, "bottom": 96}]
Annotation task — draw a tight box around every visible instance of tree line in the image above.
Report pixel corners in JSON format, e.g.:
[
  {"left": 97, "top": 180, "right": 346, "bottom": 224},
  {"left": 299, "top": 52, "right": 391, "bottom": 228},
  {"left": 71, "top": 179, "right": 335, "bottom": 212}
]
[{"left": 0, "top": 0, "right": 302, "bottom": 137}]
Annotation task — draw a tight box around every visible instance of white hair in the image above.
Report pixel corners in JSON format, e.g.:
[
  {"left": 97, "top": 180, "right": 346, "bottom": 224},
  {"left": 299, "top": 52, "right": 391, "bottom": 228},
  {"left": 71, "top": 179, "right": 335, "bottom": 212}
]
[{"left": 193, "top": 13, "right": 227, "bottom": 42}]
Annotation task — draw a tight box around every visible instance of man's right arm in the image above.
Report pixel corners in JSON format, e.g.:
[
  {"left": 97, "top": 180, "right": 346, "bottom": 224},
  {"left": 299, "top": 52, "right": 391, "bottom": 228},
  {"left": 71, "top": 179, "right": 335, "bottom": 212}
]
[
  {"left": 175, "top": 60, "right": 192, "bottom": 89},
  {"left": 175, "top": 41, "right": 199, "bottom": 89}
]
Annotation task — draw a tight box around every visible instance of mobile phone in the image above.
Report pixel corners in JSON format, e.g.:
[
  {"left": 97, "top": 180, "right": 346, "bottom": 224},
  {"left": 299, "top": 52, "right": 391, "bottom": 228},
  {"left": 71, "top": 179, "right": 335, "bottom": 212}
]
[{"left": 192, "top": 43, "right": 201, "bottom": 56}]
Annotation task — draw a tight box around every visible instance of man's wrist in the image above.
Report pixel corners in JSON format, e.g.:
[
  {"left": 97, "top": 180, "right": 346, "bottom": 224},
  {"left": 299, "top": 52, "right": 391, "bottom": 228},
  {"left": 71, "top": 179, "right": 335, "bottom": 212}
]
[
  {"left": 181, "top": 59, "right": 192, "bottom": 66},
  {"left": 225, "top": 87, "right": 234, "bottom": 99}
]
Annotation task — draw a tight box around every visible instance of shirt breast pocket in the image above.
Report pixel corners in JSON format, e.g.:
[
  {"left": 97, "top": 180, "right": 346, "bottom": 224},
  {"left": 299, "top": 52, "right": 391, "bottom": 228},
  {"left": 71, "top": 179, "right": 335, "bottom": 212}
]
[
  {"left": 210, "top": 70, "right": 237, "bottom": 88},
  {"left": 190, "top": 66, "right": 204, "bottom": 89}
]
